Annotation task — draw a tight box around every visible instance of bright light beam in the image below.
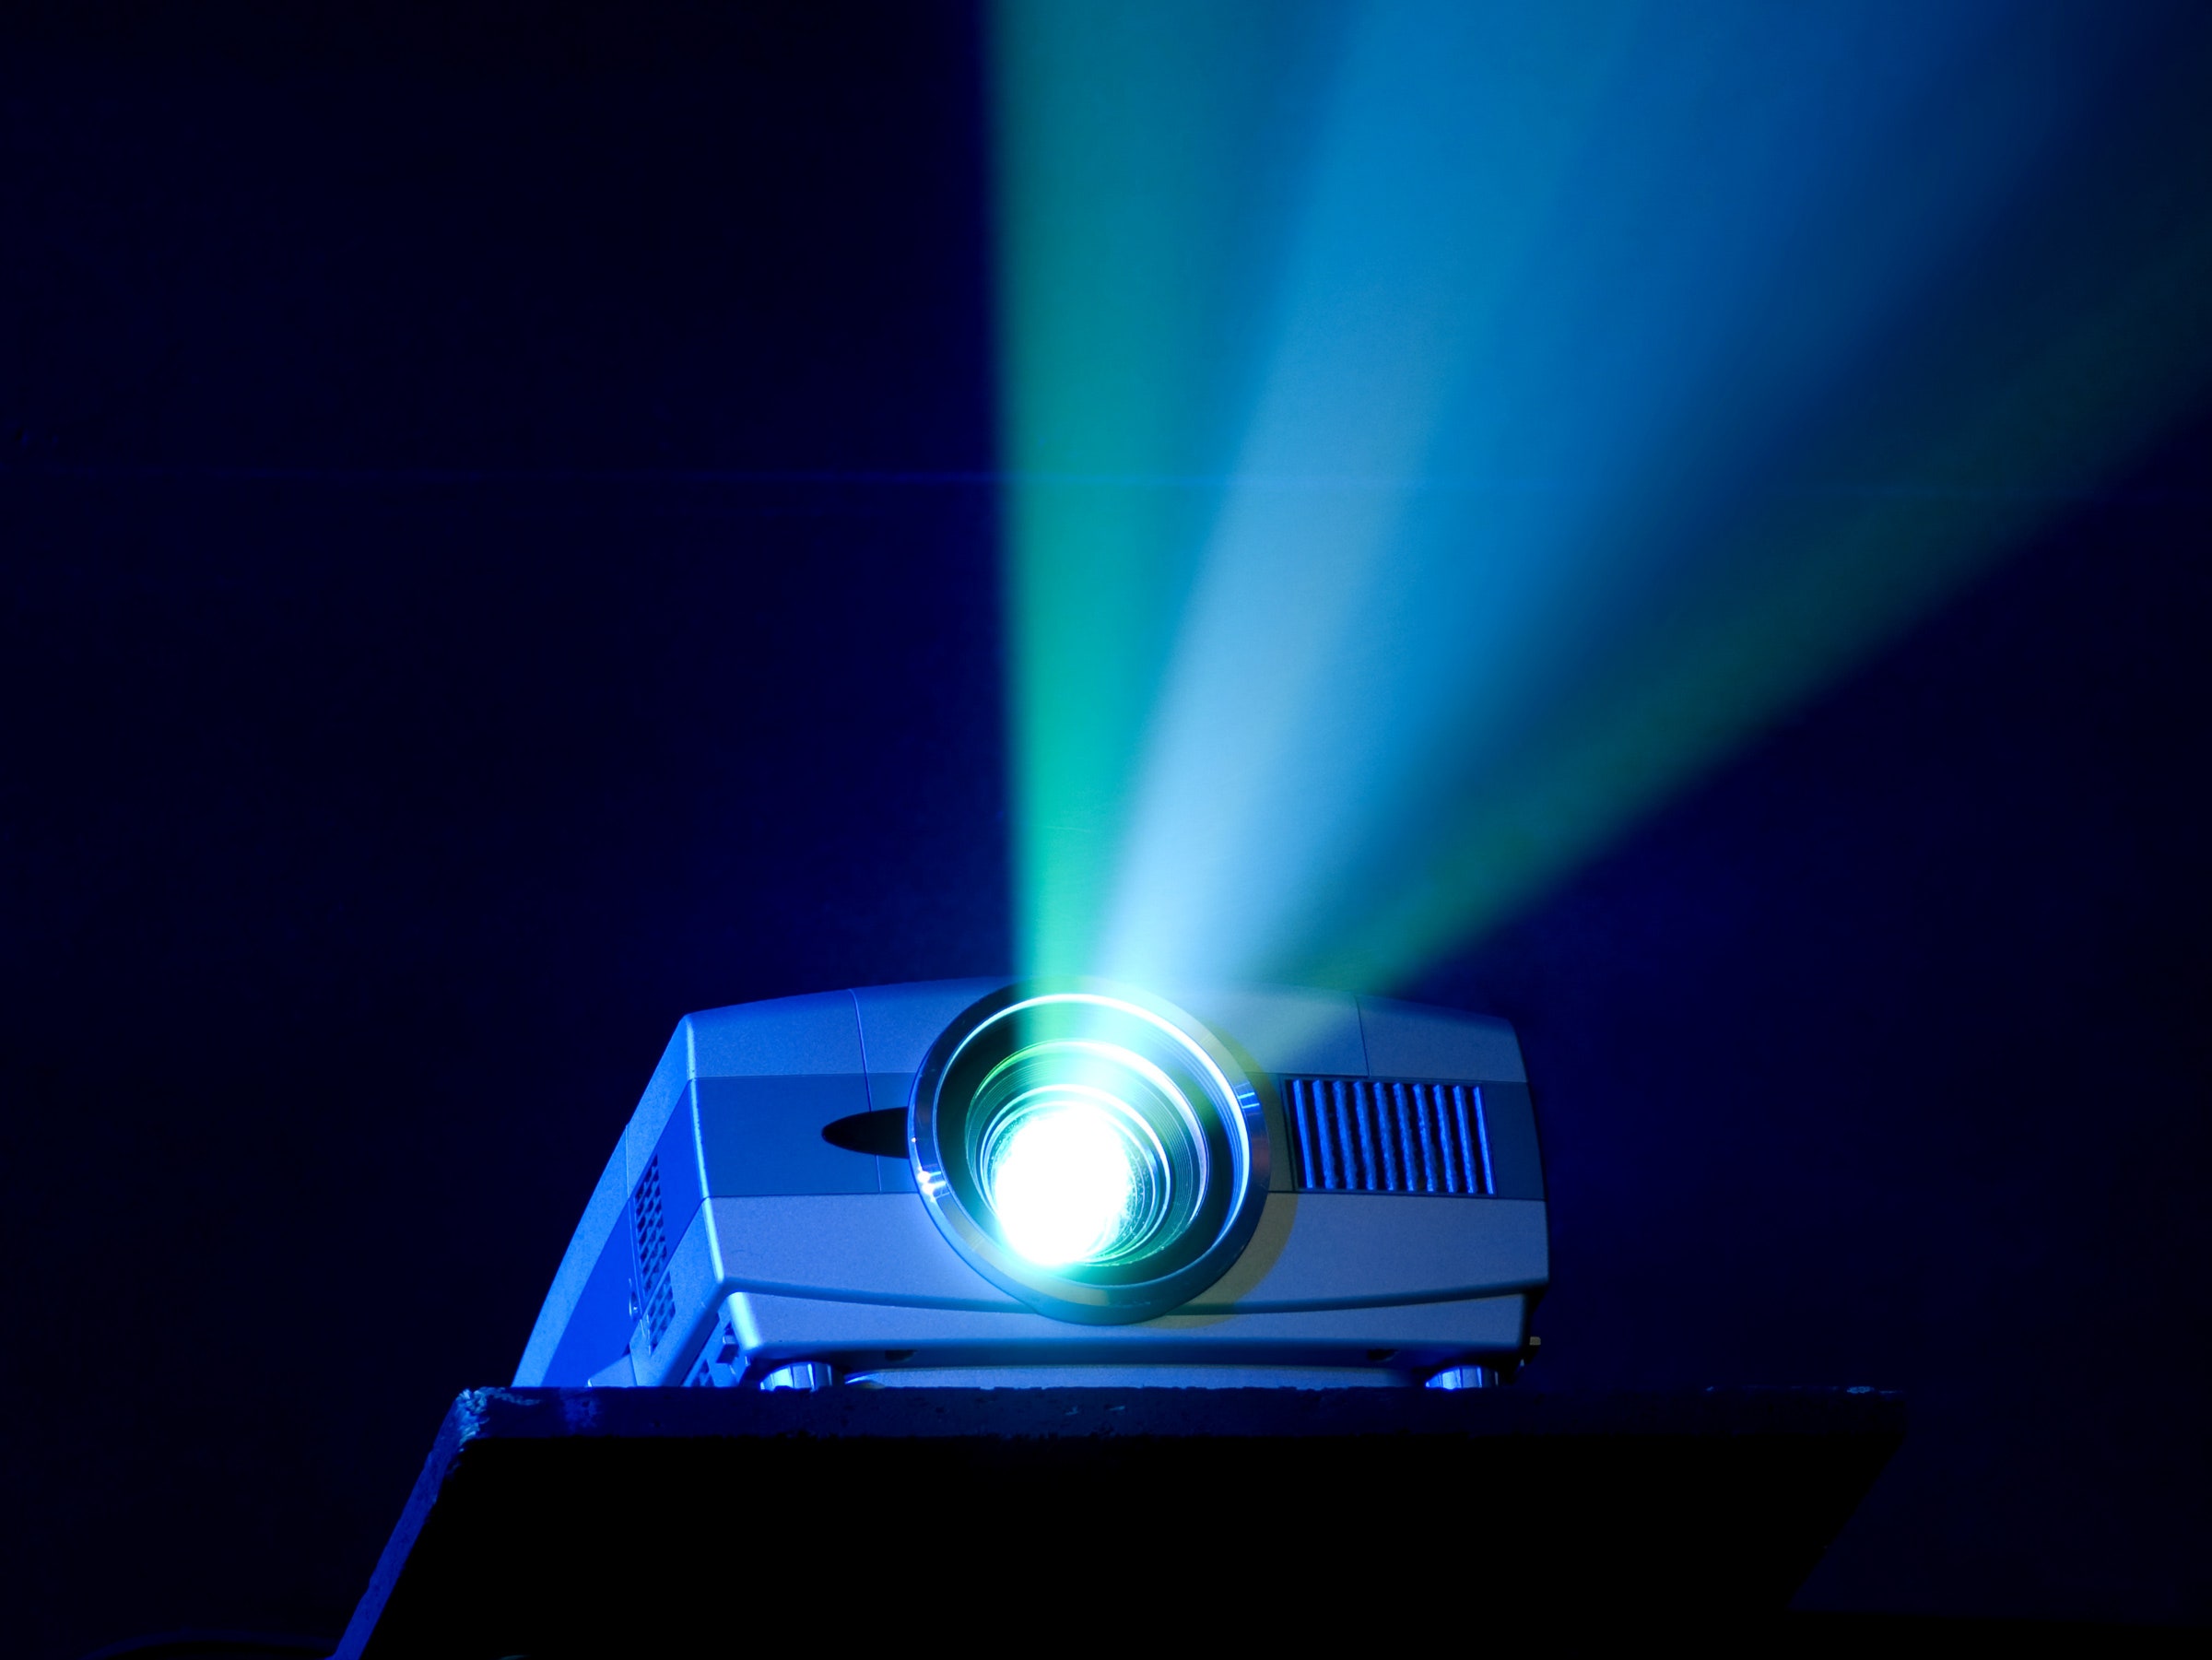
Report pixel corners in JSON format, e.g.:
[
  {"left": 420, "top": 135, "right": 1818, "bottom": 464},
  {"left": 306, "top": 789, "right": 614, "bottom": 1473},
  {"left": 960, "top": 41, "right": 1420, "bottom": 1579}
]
[
  {"left": 994, "top": 1, "right": 1346, "bottom": 979},
  {"left": 995, "top": 1, "right": 2212, "bottom": 991},
  {"left": 983, "top": 1098, "right": 1146, "bottom": 1265}
]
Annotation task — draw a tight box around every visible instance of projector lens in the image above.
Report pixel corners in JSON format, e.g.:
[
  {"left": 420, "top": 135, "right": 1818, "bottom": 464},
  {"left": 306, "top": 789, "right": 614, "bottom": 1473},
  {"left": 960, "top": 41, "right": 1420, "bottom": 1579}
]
[
  {"left": 979, "top": 1090, "right": 1166, "bottom": 1266},
  {"left": 910, "top": 983, "right": 1271, "bottom": 1324}
]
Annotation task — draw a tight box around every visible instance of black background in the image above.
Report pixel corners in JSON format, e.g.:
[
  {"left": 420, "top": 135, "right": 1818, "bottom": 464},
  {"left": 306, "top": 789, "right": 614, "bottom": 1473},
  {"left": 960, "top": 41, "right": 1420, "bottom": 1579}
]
[{"left": 2, "top": 6, "right": 2206, "bottom": 1654}]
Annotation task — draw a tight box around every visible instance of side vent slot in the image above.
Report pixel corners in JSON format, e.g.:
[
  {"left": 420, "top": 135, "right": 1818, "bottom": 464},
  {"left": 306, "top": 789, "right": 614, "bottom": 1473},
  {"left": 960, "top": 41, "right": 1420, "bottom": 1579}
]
[
  {"left": 645, "top": 1277, "right": 676, "bottom": 1351},
  {"left": 1282, "top": 1077, "right": 1493, "bottom": 1195},
  {"left": 631, "top": 1154, "right": 677, "bottom": 1352},
  {"left": 630, "top": 1154, "right": 669, "bottom": 1291}
]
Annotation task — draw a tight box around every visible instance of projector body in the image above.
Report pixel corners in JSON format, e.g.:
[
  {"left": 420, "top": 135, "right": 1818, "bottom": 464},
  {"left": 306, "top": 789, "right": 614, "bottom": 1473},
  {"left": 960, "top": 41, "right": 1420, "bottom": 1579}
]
[{"left": 515, "top": 980, "right": 1547, "bottom": 1390}]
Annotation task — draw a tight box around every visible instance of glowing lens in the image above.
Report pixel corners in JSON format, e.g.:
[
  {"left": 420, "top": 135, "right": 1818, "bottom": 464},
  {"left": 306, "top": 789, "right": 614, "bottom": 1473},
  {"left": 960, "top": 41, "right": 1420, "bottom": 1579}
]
[{"left": 981, "top": 1095, "right": 1163, "bottom": 1266}]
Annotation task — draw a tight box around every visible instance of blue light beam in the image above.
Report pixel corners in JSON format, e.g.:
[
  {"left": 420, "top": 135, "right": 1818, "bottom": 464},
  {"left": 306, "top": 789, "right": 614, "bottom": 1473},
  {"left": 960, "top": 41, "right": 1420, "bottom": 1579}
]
[{"left": 992, "top": 1, "right": 2212, "bottom": 991}]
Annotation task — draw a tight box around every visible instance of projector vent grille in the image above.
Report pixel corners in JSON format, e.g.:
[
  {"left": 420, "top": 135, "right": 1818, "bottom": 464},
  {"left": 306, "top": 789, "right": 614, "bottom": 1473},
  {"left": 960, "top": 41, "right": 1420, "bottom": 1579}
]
[
  {"left": 631, "top": 1155, "right": 669, "bottom": 1292},
  {"left": 644, "top": 1277, "right": 676, "bottom": 1351},
  {"left": 1282, "top": 1077, "right": 1492, "bottom": 1195}
]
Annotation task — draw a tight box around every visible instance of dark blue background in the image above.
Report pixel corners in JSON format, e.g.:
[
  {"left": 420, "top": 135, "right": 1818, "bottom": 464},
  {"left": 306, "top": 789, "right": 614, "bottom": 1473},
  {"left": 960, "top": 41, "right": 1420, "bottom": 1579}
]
[{"left": 2, "top": 6, "right": 2205, "bottom": 1653}]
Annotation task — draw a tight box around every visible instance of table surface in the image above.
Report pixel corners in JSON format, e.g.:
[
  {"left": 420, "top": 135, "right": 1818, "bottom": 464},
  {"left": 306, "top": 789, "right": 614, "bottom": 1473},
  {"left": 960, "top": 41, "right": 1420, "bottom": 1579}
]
[{"left": 340, "top": 1384, "right": 1908, "bottom": 1657}]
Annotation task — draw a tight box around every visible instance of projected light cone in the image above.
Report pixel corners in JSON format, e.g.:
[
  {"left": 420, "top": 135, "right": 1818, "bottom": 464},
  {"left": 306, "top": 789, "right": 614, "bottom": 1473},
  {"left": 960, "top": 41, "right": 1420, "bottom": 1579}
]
[{"left": 980, "top": 1092, "right": 1167, "bottom": 1266}]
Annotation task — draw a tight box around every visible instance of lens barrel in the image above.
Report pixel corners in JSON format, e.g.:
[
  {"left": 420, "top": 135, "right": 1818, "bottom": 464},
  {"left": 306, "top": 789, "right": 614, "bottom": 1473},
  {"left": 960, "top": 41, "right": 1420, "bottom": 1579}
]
[{"left": 911, "top": 983, "right": 1272, "bottom": 1324}]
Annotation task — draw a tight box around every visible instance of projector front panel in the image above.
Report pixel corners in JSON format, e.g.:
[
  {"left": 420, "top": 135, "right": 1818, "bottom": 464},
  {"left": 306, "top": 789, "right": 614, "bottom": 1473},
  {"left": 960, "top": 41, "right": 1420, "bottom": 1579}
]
[{"left": 518, "top": 979, "right": 1547, "bottom": 1390}]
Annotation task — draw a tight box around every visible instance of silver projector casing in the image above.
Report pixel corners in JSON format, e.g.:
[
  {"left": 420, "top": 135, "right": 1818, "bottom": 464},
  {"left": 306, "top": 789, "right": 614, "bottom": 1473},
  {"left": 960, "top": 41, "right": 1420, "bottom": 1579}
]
[{"left": 514, "top": 980, "right": 1547, "bottom": 1390}]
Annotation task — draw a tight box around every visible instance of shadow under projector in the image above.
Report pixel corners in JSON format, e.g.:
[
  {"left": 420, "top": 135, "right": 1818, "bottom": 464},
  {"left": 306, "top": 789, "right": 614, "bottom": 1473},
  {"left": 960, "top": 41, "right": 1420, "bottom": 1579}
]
[{"left": 517, "top": 980, "right": 1547, "bottom": 1391}]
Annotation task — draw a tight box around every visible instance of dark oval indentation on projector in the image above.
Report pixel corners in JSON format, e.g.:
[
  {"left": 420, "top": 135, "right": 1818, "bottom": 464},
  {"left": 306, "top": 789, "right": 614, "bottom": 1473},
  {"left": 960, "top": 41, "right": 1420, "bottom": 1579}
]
[{"left": 821, "top": 1108, "right": 910, "bottom": 1159}]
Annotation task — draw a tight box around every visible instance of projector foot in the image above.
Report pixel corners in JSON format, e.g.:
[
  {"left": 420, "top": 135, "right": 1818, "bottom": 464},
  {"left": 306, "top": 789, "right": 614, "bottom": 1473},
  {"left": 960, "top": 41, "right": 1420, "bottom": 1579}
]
[{"left": 1427, "top": 1363, "right": 1504, "bottom": 1389}]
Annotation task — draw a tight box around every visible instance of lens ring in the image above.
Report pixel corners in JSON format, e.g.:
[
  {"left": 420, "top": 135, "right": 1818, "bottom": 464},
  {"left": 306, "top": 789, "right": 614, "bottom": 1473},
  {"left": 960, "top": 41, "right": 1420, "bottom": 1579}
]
[{"left": 909, "top": 981, "right": 1272, "bottom": 1324}]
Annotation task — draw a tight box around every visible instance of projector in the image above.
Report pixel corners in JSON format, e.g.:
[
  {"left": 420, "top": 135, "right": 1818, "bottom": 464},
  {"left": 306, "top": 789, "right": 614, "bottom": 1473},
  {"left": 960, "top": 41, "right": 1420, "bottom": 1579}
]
[{"left": 515, "top": 980, "right": 1547, "bottom": 1391}]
